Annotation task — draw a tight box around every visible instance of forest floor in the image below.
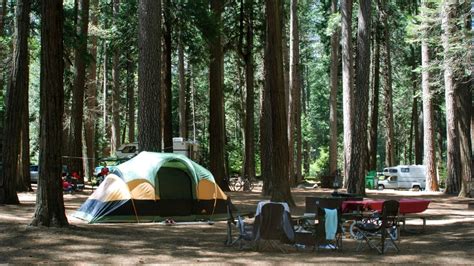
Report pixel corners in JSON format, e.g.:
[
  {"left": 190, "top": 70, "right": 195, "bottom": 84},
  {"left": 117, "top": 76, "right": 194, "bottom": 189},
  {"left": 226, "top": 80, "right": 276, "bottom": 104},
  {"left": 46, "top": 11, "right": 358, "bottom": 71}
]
[{"left": 1, "top": 185, "right": 473, "bottom": 264}]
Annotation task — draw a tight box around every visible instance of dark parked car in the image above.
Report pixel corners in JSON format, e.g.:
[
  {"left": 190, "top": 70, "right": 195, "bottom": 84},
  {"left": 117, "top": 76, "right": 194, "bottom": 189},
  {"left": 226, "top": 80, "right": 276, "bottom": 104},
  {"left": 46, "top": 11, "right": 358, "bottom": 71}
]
[
  {"left": 30, "top": 165, "right": 69, "bottom": 183},
  {"left": 30, "top": 165, "right": 39, "bottom": 183}
]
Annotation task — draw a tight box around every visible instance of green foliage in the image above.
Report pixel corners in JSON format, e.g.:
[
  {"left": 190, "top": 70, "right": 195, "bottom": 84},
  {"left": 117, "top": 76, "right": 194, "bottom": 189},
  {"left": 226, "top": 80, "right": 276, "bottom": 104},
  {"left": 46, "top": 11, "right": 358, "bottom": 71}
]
[
  {"left": 11, "top": 0, "right": 470, "bottom": 183},
  {"left": 309, "top": 147, "right": 330, "bottom": 179}
]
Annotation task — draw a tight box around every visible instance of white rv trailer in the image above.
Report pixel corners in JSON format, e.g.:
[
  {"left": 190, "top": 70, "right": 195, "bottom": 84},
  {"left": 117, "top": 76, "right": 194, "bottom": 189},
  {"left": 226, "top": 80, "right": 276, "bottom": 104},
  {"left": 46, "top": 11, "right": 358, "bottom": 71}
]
[{"left": 377, "top": 165, "right": 426, "bottom": 190}]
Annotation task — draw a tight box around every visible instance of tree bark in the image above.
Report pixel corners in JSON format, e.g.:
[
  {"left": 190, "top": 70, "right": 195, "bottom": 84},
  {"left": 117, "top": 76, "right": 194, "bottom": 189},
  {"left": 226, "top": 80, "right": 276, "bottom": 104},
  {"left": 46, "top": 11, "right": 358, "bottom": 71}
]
[
  {"left": 289, "top": 0, "right": 302, "bottom": 186},
  {"left": 138, "top": 0, "right": 161, "bottom": 152},
  {"left": 368, "top": 10, "right": 380, "bottom": 172},
  {"left": 302, "top": 66, "right": 310, "bottom": 177},
  {"left": 410, "top": 46, "right": 422, "bottom": 165},
  {"left": 0, "top": 0, "right": 7, "bottom": 100},
  {"left": 102, "top": 42, "right": 109, "bottom": 152},
  {"left": 84, "top": 0, "right": 98, "bottom": 179},
  {"left": 0, "top": 0, "right": 5, "bottom": 34},
  {"left": 456, "top": 1, "right": 472, "bottom": 197},
  {"left": 111, "top": 0, "right": 121, "bottom": 155},
  {"left": 69, "top": 0, "right": 89, "bottom": 179},
  {"left": 18, "top": 105, "right": 32, "bottom": 192},
  {"left": 442, "top": 0, "right": 461, "bottom": 194},
  {"left": 265, "top": 0, "right": 294, "bottom": 205},
  {"left": 161, "top": 0, "right": 173, "bottom": 152},
  {"left": 242, "top": 0, "right": 256, "bottom": 184},
  {"left": 421, "top": 0, "right": 438, "bottom": 192},
  {"left": 31, "top": 0, "right": 68, "bottom": 227},
  {"left": 341, "top": 0, "right": 354, "bottom": 187},
  {"left": 260, "top": 36, "right": 273, "bottom": 196},
  {"left": 178, "top": 39, "right": 187, "bottom": 139},
  {"left": 1, "top": 0, "right": 30, "bottom": 203},
  {"left": 209, "top": 0, "right": 227, "bottom": 189},
  {"left": 329, "top": 0, "right": 339, "bottom": 176},
  {"left": 368, "top": 8, "right": 380, "bottom": 170},
  {"left": 348, "top": 0, "right": 370, "bottom": 195},
  {"left": 126, "top": 51, "right": 135, "bottom": 143},
  {"left": 379, "top": 0, "right": 395, "bottom": 167}
]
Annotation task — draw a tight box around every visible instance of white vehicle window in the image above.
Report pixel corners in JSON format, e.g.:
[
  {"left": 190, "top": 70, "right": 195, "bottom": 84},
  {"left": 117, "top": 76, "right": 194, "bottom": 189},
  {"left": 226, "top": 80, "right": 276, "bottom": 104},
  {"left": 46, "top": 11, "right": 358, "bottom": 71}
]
[{"left": 401, "top": 168, "right": 410, "bottom": 173}]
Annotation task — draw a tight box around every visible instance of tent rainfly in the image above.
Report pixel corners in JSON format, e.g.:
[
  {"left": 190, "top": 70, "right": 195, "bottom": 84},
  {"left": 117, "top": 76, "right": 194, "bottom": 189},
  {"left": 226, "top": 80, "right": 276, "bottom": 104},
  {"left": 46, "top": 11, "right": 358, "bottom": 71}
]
[{"left": 74, "top": 152, "right": 229, "bottom": 223}]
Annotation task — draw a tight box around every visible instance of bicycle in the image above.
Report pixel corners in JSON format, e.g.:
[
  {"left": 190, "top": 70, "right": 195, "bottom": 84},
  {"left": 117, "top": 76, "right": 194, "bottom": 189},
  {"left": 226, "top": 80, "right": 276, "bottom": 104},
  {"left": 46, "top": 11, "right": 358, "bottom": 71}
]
[
  {"left": 233, "top": 176, "right": 255, "bottom": 192},
  {"left": 225, "top": 176, "right": 240, "bottom": 191}
]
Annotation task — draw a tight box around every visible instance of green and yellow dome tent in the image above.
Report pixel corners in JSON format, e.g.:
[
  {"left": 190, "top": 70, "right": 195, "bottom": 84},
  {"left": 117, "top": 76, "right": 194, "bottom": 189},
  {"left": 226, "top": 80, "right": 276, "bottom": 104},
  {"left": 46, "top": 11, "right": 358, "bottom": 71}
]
[{"left": 74, "top": 152, "right": 229, "bottom": 223}]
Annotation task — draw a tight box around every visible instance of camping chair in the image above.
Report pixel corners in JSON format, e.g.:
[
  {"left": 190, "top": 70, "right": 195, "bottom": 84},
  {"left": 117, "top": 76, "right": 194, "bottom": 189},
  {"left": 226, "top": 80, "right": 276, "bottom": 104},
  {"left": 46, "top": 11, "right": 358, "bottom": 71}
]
[
  {"left": 311, "top": 198, "right": 344, "bottom": 251},
  {"left": 225, "top": 198, "right": 255, "bottom": 249},
  {"left": 354, "top": 200, "right": 400, "bottom": 254},
  {"left": 254, "top": 202, "right": 294, "bottom": 253}
]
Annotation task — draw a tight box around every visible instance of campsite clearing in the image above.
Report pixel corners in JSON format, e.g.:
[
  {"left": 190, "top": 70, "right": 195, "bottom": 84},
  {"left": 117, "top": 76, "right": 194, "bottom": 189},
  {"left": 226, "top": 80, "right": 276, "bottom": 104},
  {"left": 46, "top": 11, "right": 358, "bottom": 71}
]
[{"left": 0, "top": 187, "right": 473, "bottom": 264}]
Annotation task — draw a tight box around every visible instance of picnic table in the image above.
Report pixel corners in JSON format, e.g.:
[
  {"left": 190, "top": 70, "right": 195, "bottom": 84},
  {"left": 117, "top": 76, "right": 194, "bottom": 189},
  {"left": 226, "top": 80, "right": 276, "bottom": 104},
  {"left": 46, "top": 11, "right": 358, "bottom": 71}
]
[
  {"left": 341, "top": 198, "right": 430, "bottom": 214},
  {"left": 342, "top": 198, "right": 431, "bottom": 232}
]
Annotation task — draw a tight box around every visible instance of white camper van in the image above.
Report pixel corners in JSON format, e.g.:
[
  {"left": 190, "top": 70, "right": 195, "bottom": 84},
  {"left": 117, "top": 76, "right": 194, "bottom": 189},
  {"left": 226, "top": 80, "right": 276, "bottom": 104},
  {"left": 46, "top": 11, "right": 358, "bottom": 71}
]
[
  {"left": 377, "top": 165, "right": 426, "bottom": 190},
  {"left": 115, "top": 143, "right": 139, "bottom": 159}
]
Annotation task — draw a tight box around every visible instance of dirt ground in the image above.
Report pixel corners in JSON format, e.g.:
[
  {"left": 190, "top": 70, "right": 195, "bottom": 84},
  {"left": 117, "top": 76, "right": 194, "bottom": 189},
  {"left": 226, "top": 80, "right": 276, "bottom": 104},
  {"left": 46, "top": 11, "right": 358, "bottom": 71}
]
[{"left": 1, "top": 186, "right": 473, "bottom": 264}]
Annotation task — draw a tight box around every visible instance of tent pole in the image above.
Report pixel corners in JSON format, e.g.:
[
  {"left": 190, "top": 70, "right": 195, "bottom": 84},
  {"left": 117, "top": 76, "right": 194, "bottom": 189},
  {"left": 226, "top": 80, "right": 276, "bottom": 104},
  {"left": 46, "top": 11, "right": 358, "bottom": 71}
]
[{"left": 130, "top": 198, "right": 140, "bottom": 223}]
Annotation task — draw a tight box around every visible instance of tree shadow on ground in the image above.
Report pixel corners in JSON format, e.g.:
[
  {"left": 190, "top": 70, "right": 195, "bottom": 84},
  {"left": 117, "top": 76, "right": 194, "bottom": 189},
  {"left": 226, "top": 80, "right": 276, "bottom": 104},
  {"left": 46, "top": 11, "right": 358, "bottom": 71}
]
[{"left": 0, "top": 187, "right": 473, "bottom": 264}]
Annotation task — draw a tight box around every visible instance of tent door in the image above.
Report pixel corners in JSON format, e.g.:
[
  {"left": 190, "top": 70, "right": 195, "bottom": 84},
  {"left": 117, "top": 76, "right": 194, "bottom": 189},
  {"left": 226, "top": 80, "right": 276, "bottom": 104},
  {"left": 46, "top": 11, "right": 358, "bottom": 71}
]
[{"left": 156, "top": 167, "right": 194, "bottom": 216}]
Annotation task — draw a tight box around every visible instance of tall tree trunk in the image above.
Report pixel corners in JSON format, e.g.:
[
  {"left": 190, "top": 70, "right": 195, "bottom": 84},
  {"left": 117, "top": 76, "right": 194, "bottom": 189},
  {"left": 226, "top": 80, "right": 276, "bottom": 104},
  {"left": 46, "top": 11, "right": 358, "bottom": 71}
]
[
  {"left": 282, "top": 4, "right": 293, "bottom": 185},
  {"left": 209, "top": 0, "right": 227, "bottom": 189},
  {"left": 18, "top": 104, "right": 31, "bottom": 192},
  {"left": 442, "top": 0, "right": 461, "bottom": 194},
  {"left": 368, "top": 11, "right": 380, "bottom": 172},
  {"left": 0, "top": 0, "right": 5, "bottom": 36},
  {"left": 111, "top": 0, "right": 121, "bottom": 155},
  {"left": 302, "top": 66, "right": 310, "bottom": 178},
  {"left": 161, "top": 0, "right": 173, "bottom": 152},
  {"left": 126, "top": 52, "right": 135, "bottom": 143},
  {"left": 329, "top": 0, "right": 339, "bottom": 176},
  {"left": 178, "top": 38, "right": 187, "bottom": 139},
  {"left": 1, "top": 0, "right": 30, "bottom": 204},
  {"left": 456, "top": 1, "right": 472, "bottom": 197},
  {"left": 138, "top": 0, "right": 161, "bottom": 152},
  {"left": 379, "top": 0, "right": 395, "bottom": 167},
  {"left": 242, "top": 0, "right": 256, "bottom": 184},
  {"left": 410, "top": 46, "right": 422, "bottom": 165},
  {"left": 18, "top": 59, "right": 31, "bottom": 192},
  {"left": 188, "top": 64, "right": 196, "bottom": 141},
  {"left": 0, "top": 0, "right": 7, "bottom": 100},
  {"left": 260, "top": 42, "right": 273, "bottom": 196},
  {"left": 348, "top": 0, "right": 370, "bottom": 195},
  {"left": 84, "top": 0, "right": 98, "bottom": 179},
  {"left": 102, "top": 42, "right": 109, "bottom": 151},
  {"left": 69, "top": 0, "right": 89, "bottom": 179},
  {"left": 421, "top": 0, "right": 438, "bottom": 192},
  {"left": 265, "top": 0, "right": 294, "bottom": 205},
  {"left": 288, "top": 0, "right": 300, "bottom": 186},
  {"left": 31, "top": 0, "right": 68, "bottom": 227},
  {"left": 295, "top": 81, "right": 302, "bottom": 183},
  {"left": 341, "top": 0, "right": 354, "bottom": 187}
]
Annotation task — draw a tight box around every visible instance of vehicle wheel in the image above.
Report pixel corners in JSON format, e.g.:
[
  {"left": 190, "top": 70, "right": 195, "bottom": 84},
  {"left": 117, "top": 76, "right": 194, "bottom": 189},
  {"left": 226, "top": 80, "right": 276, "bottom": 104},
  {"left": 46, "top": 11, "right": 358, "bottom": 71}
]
[
  {"left": 412, "top": 185, "right": 421, "bottom": 191},
  {"left": 247, "top": 181, "right": 255, "bottom": 192},
  {"left": 377, "top": 184, "right": 384, "bottom": 190},
  {"left": 228, "top": 180, "right": 236, "bottom": 191},
  {"left": 388, "top": 226, "right": 399, "bottom": 241},
  {"left": 234, "top": 180, "right": 244, "bottom": 191},
  {"left": 349, "top": 221, "right": 364, "bottom": 240}
]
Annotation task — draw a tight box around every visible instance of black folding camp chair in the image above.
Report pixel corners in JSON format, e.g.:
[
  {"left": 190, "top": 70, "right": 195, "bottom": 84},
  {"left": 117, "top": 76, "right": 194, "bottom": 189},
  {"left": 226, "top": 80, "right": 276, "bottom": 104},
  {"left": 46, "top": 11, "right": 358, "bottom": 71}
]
[
  {"left": 254, "top": 202, "right": 292, "bottom": 253},
  {"left": 225, "top": 198, "right": 255, "bottom": 250},
  {"left": 354, "top": 200, "right": 400, "bottom": 254},
  {"left": 312, "top": 198, "right": 344, "bottom": 251}
]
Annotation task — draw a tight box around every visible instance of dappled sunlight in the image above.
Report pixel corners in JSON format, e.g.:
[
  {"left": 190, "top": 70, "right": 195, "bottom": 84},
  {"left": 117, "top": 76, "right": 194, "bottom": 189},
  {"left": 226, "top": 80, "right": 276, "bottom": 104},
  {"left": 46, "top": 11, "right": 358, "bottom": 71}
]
[{"left": 0, "top": 187, "right": 473, "bottom": 264}]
